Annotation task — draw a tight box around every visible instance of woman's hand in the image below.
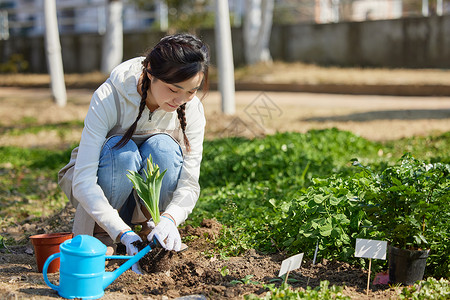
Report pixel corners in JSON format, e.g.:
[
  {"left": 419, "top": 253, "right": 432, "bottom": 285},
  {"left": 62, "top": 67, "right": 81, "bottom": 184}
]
[
  {"left": 120, "top": 230, "right": 143, "bottom": 274},
  {"left": 147, "top": 215, "right": 181, "bottom": 252}
]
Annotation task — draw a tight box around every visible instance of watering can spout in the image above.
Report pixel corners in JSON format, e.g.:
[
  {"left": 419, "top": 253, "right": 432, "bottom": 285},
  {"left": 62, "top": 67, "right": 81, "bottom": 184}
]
[
  {"left": 102, "top": 244, "right": 152, "bottom": 289},
  {"left": 103, "top": 271, "right": 117, "bottom": 290}
]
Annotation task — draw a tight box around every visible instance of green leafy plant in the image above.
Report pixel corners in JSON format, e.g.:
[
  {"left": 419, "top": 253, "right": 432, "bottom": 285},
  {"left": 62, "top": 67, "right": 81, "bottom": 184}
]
[
  {"left": 230, "top": 275, "right": 259, "bottom": 285},
  {"left": 127, "top": 155, "right": 167, "bottom": 225},
  {"left": 220, "top": 266, "right": 230, "bottom": 277},
  {"left": 0, "top": 235, "right": 6, "bottom": 250},
  {"left": 0, "top": 54, "right": 29, "bottom": 73},
  {"left": 271, "top": 173, "right": 374, "bottom": 262},
  {"left": 216, "top": 225, "right": 253, "bottom": 258},
  {"left": 359, "top": 153, "right": 450, "bottom": 250},
  {"left": 245, "top": 281, "right": 350, "bottom": 300},
  {"left": 268, "top": 274, "right": 300, "bottom": 284},
  {"left": 193, "top": 131, "right": 449, "bottom": 279},
  {"left": 399, "top": 277, "right": 450, "bottom": 300}
]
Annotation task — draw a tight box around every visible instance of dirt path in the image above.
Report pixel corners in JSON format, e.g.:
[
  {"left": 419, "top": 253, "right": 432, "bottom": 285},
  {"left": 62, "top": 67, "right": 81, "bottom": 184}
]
[
  {"left": 1, "top": 87, "right": 450, "bottom": 149},
  {"left": 204, "top": 90, "right": 450, "bottom": 141}
]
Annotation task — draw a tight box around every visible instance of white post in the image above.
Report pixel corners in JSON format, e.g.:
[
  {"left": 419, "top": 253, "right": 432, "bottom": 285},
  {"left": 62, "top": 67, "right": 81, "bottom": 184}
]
[
  {"left": 101, "top": 0, "right": 123, "bottom": 74},
  {"left": 215, "top": 0, "right": 235, "bottom": 115},
  {"left": 436, "top": 0, "right": 443, "bottom": 16},
  {"left": 422, "top": 0, "right": 429, "bottom": 17},
  {"left": 156, "top": 0, "right": 168, "bottom": 32},
  {"left": 44, "top": 0, "right": 67, "bottom": 107},
  {"left": 316, "top": 0, "right": 329, "bottom": 23},
  {"left": 332, "top": 0, "right": 340, "bottom": 23},
  {"left": 0, "top": 11, "right": 9, "bottom": 40},
  {"left": 232, "top": 0, "right": 242, "bottom": 27},
  {"left": 97, "top": 6, "right": 106, "bottom": 35}
]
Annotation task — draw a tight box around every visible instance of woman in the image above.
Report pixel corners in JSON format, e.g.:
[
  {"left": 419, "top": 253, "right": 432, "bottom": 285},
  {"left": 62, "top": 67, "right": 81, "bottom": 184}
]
[{"left": 60, "top": 33, "right": 209, "bottom": 272}]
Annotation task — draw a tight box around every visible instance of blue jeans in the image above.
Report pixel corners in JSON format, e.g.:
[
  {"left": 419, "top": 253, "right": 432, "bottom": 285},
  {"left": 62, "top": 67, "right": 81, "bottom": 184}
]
[{"left": 97, "top": 134, "right": 183, "bottom": 226}]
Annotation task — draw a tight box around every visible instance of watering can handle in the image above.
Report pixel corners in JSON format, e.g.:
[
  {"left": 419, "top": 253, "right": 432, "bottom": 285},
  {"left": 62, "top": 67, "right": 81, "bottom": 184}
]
[
  {"left": 42, "top": 253, "right": 60, "bottom": 292},
  {"left": 105, "top": 255, "right": 133, "bottom": 260}
]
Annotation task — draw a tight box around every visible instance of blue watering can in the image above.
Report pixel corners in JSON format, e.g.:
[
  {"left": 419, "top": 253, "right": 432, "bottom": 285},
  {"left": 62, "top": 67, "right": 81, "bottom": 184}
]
[{"left": 42, "top": 234, "right": 157, "bottom": 299}]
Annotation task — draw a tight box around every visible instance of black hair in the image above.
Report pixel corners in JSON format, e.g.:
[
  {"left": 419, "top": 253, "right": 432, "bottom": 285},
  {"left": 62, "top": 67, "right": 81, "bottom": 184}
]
[{"left": 114, "top": 33, "right": 209, "bottom": 151}]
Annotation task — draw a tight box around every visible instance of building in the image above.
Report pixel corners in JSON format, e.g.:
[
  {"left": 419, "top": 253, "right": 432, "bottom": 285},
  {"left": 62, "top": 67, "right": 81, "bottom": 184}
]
[{"left": 0, "top": 0, "right": 156, "bottom": 38}]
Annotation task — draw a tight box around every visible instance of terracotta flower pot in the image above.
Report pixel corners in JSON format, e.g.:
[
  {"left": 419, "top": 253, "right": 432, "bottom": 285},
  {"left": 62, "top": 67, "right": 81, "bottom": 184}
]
[{"left": 30, "top": 232, "right": 73, "bottom": 273}]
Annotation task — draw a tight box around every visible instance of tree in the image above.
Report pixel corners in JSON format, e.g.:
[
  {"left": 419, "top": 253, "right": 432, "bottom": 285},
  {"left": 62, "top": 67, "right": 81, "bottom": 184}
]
[
  {"left": 133, "top": 0, "right": 213, "bottom": 34},
  {"left": 101, "top": 0, "right": 123, "bottom": 74},
  {"left": 44, "top": 0, "right": 67, "bottom": 106},
  {"left": 166, "top": 0, "right": 214, "bottom": 33},
  {"left": 215, "top": 0, "right": 235, "bottom": 115},
  {"left": 243, "top": 0, "right": 274, "bottom": 65}
]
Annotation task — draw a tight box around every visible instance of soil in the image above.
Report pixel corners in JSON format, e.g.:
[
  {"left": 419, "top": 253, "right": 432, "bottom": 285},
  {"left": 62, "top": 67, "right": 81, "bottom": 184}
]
[
  {"left": 1, "top": 213, "right": 399, "bottom": 300},
  {"left": 1, "top": 86, "right": 450, "bottom": 299}
]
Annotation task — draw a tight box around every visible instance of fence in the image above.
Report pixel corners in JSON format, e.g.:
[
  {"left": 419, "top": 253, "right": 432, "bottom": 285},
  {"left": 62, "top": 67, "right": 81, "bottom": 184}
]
[{"left": 1, "top": 14, "right": 449, "bottom": 73}]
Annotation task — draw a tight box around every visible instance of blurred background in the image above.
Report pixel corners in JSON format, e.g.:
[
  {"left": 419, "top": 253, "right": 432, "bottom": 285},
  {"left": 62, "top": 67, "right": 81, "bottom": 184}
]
[
  {"left": 1, "top": 0, "right": 449, "bottom": 73},
  {"left": 1, "top": 4, "right": 450, "bottom": 299}
]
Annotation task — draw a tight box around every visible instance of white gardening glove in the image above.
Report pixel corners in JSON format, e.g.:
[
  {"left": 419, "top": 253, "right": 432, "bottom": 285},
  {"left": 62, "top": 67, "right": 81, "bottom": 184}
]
[
  {"left": 146, "top": 220, "right": 156, "bottom": 231},
  {"left": 147, "top": 216, "right": 181, "bottom": 252},
  {"left": 137, "top": 220, "right": 156, "bottom": 241},
  {"left": 120, "top": 231, "right": 143, "bottom": 274}
]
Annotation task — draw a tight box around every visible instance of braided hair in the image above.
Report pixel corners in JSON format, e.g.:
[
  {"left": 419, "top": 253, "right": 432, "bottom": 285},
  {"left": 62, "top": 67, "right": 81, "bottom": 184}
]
[{"left": 114, "top": 33, "right": 210, "bottom": 150}]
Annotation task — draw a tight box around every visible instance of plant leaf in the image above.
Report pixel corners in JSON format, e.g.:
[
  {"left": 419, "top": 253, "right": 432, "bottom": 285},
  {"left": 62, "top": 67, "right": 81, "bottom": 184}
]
[{"left": 127, "top": 155, "right": 167, "bottom": 225}]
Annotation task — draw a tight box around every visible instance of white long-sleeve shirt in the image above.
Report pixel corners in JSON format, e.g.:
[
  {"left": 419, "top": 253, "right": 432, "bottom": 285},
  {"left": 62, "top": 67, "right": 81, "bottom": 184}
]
[{"left": 71, "top": 57, "right": 206, "bottom": 241}]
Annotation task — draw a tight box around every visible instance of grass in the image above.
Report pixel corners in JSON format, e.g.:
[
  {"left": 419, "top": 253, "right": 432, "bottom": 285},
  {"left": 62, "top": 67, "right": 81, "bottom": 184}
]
[
  {"left": 197, "top": 131, "right": 450, "bottom": 278},
  {"left": 1, "top": 118, "right": 84, "bottom": 136},
  {"left": 0, "top": 127, "right": 450, "bottom": 229},
  {"left": 1, "top": 128, "right": 449, "bottom": 278},
  {"left": 1, "top": 128, "right": 449, "bottom": 228},
  {"left": 0, "top": 146, "right": 72, "bottom": 227}
]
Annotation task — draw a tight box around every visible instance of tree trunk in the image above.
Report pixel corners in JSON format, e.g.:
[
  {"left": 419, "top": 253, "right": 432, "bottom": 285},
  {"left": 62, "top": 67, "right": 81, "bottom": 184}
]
[
  {"left": 215, "top": 0, "right": 235, "bottom": 115},
  {"left": 44, "top": 0, "right": 67, "bottom": 107},
  {"left": 101, "top": 0, "right": 123, "bottom": 74},
  {"left": 243, "top": 0, "right": 274, "bottom": 65}
]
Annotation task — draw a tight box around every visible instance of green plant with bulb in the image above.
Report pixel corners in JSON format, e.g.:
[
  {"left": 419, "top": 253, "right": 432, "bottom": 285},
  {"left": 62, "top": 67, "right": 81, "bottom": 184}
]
[{"left": 127, "top": 155, "right": 167, "bottom": 225}]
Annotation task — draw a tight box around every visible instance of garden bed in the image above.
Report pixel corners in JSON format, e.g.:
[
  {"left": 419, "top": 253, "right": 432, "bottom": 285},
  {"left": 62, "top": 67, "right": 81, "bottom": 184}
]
[{"left": 1, "top": 211, "right": 399, "bottom": 299}]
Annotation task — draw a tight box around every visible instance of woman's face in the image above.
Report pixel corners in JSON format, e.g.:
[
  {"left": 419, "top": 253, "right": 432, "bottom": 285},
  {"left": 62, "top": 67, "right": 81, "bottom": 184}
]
[{"left": 147, "top": 72, "right": 204, "bottom": 112}]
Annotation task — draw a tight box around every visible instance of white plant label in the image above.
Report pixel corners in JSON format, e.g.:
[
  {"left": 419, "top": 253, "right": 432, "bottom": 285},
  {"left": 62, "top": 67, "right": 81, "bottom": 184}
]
[
  {"left": 278, "top": 253, "right": 304, "bottom": 277},
  {"left": 355, "top": 239, "right": 387, "bottom": 260}
]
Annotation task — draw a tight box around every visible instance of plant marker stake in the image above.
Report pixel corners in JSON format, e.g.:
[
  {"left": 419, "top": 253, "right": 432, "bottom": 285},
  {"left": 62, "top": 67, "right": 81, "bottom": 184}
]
[
  {"left": 366, "top": 258, "right": 372, "bottom": 295},
  {"left": 307, "top": 240, "right": 319, "bottom": 286},
  {"left": 312, "top": 240, "right": 319, "bottom": 265},
  {"left": 354, "top": 239, "right": 387, "bottom": 297},
  {"left": 279, "top": 253, "right": 303, "bottom": 285},
  {"left": 284, "top": 260, "right": 292, "bottom": 285}
]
